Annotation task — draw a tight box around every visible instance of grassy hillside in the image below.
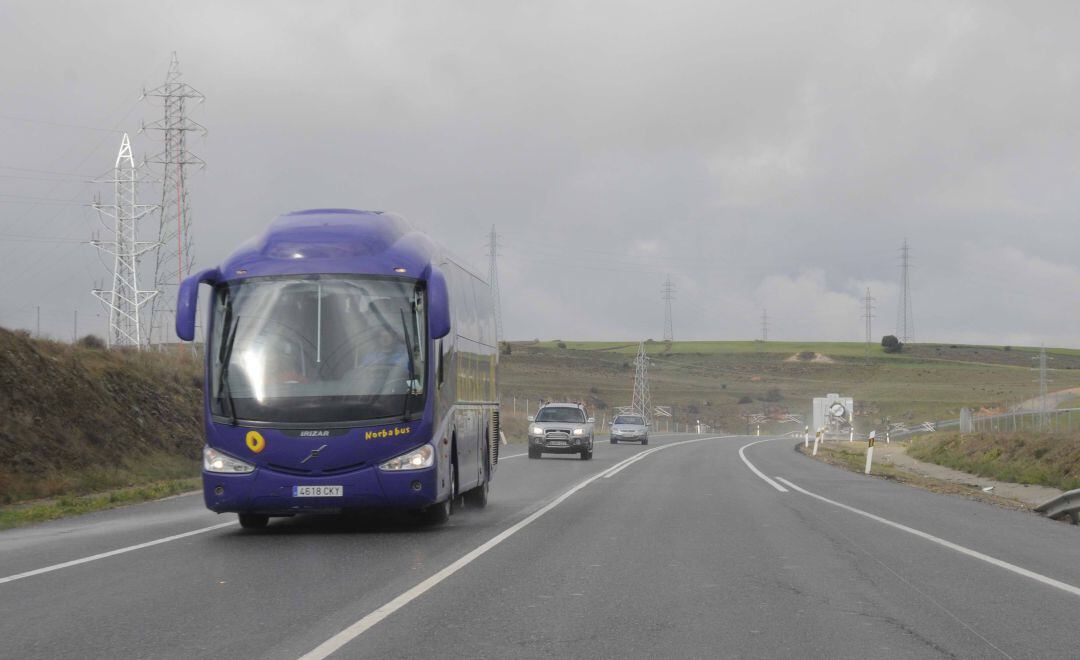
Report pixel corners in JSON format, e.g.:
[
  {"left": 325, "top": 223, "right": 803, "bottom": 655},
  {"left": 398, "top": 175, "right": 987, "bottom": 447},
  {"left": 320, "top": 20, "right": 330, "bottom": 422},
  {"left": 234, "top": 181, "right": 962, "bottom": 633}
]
[
  {"left": 0, "top": 328, "right": 204, "bottom": 504},
  {"left": 498, "top": 340, "right": 1080, "bottom": 438}
]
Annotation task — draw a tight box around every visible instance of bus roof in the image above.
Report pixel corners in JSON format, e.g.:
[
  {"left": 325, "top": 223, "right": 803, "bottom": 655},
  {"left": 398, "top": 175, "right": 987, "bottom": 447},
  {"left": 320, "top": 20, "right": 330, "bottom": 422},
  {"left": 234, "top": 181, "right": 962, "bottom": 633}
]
[{"left": 218, "top": 209, "right": 439, "bottom": 282}]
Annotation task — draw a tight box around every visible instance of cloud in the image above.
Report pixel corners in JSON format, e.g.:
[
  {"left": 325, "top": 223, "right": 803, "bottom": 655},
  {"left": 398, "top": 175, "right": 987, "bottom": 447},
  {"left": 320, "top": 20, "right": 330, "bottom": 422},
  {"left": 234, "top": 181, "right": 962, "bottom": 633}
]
[{"left": 2, "top": 1, "right": 1080, "bottom": 349}]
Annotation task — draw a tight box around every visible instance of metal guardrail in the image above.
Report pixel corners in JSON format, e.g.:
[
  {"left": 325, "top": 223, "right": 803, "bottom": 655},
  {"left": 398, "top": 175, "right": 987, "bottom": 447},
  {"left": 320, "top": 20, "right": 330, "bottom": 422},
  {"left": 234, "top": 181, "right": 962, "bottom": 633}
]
[{"left": 1034, "top": 489, "right": 1080, "bottom": 525}]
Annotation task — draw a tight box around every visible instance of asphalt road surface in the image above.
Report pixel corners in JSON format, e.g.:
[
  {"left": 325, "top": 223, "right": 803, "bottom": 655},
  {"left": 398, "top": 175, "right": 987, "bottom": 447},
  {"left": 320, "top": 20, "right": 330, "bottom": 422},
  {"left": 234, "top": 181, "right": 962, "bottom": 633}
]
[{"left": 2, "top": 433, "right": 1079, "bottom": 659}]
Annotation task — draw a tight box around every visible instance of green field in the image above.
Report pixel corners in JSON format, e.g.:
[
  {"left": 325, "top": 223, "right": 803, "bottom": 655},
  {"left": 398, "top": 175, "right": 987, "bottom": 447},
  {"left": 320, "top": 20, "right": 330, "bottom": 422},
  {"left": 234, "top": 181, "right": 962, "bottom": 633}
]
[{"left": 499, "top": 340, "right": 1080, "bottom": 438}]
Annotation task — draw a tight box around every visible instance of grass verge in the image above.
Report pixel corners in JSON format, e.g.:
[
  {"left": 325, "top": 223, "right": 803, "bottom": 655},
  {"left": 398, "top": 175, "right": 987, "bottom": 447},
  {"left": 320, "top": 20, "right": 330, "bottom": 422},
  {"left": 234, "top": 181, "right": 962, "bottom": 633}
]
[
  {"left": 0, "top": 477, "right": 200, "bottom": 531},
  {"left": 908, "top": 431, "right": 1080, "bottom": 492},
  {"left": 798, "top": 442, "right": 1029, "bottom": 510}
]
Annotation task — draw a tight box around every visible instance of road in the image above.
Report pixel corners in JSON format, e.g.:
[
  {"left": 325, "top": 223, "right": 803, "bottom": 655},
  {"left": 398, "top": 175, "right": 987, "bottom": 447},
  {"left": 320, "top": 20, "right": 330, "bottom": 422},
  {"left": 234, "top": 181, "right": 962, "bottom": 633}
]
[{"left": 2, "top": 433, "right": 1079, "bottom": 659}]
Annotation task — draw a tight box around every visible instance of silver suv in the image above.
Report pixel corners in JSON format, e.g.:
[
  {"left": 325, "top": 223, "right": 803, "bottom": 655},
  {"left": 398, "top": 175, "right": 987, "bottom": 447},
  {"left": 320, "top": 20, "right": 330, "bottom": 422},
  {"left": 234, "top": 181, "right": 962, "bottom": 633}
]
[
  {"left": 610, "top": 414, "right": 649, "bottom": 444},
  {"left": 527, "top": 403, "right": 595, "bottom": 460}
]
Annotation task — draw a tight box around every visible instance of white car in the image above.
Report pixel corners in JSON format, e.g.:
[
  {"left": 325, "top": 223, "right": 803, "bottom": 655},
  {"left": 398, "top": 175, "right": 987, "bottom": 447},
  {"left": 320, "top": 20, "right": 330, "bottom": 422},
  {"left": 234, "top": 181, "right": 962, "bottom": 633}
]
[
  {"left": 527, "top": 403, "right": 595, "bottom": 460},
  {"left": 610, "top": 414, "right": 648, "bottom": 444}
]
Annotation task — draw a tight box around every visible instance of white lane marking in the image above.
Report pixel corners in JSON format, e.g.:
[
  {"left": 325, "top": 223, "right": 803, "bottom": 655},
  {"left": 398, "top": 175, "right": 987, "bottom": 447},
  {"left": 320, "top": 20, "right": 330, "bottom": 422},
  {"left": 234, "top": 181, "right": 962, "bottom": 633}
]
[
  {"left": 299, "top": 435, "right": 727, "bottom": 659},
  {"left": 775, "top": 477, "right": 1080, "bottom": 599},
  {"left": 738, "top": 438, "right": 789, "bottom": 493},
  {"left": 499, "top": 433, "right": 682, "bottom": 462},
  {"left": 0, "top": 521, "right": 237, "bottom": 586},
  {"left": 600, "top": 436, "right": 728, "bottom": 479}
]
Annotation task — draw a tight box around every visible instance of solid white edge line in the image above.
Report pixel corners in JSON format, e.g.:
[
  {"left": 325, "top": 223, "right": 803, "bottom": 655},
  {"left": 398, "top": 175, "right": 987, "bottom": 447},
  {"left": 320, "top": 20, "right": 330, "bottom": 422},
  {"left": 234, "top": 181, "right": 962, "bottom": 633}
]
[
  {"left": 774, "top": 477, "right": 1080, "bottom": 599},
  {"left": 299, "top": 434, "right": 729, "bottom": 659},
  {"left": 0, "top": 521, "right": 237, "bottom": 586},
  {"left": 738, "top": 438, "right": 789, "bottom": 493}
]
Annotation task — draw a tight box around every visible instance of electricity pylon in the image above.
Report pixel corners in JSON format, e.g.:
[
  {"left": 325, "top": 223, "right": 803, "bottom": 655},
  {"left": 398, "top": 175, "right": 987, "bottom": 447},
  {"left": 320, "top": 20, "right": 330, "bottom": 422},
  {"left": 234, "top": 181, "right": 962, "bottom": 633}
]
[
  {"left": 632, "top": 341, "right": 651, "bottom": 426},
  {"left": 143, "top": 52, "right": 205, "bottom": 346},
  {"left": 90, "top": 133, "right": 159, "bottom": 348},
  {"left": 863, "top": 287, "right": 875, "bottom": 361},
  {"left": 896, "top": 239, "right": 914, "bottom": 343},
  {"left": 662, "top": 275, "right": 675, "bottom": 342},
  {"left": 488, "top": 225, "right": 503, "bottom": 343}
]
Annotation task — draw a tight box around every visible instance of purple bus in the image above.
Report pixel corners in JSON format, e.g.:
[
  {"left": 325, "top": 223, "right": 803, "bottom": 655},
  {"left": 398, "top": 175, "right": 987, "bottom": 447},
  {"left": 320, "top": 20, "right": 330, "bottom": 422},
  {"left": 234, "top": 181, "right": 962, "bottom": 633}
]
[{"left": 176, "top": 209, "right": 500, "bottom": 528}]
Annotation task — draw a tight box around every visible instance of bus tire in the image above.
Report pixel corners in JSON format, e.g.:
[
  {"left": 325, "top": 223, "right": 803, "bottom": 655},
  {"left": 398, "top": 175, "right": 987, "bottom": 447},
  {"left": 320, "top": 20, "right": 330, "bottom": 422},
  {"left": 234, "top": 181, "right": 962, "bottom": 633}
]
[
  {"left": 463, "top": 478, "right": 489, "bottom": 509},
  {"left": 419, "top": 462, "right": 455, "bottom": 525},
  {"left": 418, "top": 498, "right": 451, "bottom": 525},
  {"left": 238, "top": 513, "right": 269, "bottom": 530}
]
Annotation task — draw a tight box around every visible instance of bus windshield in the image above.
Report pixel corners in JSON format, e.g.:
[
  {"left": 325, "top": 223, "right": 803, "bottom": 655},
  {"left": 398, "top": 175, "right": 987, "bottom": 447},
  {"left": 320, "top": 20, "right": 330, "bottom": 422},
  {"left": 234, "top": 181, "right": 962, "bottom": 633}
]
[{"left": 209, "top": 275, "right": 426, "bottom": 425}]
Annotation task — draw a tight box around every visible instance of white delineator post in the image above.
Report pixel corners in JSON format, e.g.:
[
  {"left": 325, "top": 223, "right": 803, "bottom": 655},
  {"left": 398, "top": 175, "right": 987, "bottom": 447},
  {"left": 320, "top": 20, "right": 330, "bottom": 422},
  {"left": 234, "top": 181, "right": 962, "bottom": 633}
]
[
  {"left": 864, "top": 431, "right": 876, "bottom": 474},
  {"left": 849, "top": 428, "right": 854, "bottom": 442},
  {"left": 756, "top": 425, "right": 761, "bottom": 437},
  {"left": 812, "top": 428, "right": 822, "bottom": 456},
  {"left": 804, "top": 426, "right": 809, "bottom": 448}
]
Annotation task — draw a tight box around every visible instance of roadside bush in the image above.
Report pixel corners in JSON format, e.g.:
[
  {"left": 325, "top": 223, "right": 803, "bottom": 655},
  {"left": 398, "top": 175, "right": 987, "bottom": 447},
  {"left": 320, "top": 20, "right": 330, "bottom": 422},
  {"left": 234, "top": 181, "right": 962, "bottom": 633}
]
[
  {"left": 737, "top": 396, "right": 753, "bottom": 404},
  {"left": 77, "top": 335, "right": 106, "bottom": 349},
  {"left": 881, "top": 335, "right": 902, "bottom": 353},
  {"left": 763, "top": 388, "right": 783, "bottom": 402},
  {"left": 556, "top": 341, "right": 567, "bottom": 349},
  {"left": 797, "top": 351, "right": 816, "bottom": 361}
]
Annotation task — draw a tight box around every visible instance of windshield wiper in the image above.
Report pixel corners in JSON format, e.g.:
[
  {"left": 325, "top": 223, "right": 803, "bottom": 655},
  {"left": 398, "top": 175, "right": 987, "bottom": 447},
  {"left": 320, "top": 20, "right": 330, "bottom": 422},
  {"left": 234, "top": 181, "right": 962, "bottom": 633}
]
[
  {"left": 218, "top": 303, "right": 240, "bottom": 426},
  {"left": 400, "top": 307, "right": 417, "bottom": 422}
]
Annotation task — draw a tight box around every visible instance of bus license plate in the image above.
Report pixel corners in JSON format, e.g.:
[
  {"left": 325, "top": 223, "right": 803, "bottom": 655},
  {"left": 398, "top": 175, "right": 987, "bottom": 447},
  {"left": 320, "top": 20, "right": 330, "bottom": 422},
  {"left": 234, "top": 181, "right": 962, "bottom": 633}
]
[{"left": 293, "top": 485, "right": 343, "bottom": 497}]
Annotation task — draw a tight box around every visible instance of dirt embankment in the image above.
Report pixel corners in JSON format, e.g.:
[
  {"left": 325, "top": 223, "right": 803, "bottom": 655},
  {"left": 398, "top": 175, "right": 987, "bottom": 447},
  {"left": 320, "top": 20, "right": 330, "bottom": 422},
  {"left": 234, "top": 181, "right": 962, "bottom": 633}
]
[{"left": 0, "top": 329, "right": 204, "bottom": 503}]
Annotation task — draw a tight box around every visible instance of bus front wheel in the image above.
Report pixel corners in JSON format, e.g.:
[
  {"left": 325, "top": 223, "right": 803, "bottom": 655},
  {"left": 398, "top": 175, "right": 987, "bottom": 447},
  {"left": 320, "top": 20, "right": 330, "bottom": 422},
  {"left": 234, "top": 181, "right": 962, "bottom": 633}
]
[
  {"left": 463, "top": 478, "right": 489, "bottom": 509},
  {"left": 238, "top": 513, "right": 269, "bottom": 530}
]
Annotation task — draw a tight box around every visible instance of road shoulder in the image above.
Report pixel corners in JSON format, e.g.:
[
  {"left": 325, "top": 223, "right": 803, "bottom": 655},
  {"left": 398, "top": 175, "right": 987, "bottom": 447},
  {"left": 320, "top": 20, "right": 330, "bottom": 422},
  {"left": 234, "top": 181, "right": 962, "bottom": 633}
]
[{"left": 800, "top": 440, "right": 1062, "bottom": 510}]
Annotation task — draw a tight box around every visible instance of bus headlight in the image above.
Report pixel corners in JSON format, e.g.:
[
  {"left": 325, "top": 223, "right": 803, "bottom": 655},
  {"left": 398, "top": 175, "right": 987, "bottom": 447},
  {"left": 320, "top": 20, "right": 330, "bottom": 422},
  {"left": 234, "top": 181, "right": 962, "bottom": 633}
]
[
  {"left": 203, "top": 446, "right": 255, "bottom": 474},
  {"left": 379, "top": 444, "right": 434, "bottom": 471},
  {"left": 573, "top": 428, "right": 584, "bottom": 435},
  {"left": 530, "top": 425, "right": 544, "bottom": 436}
]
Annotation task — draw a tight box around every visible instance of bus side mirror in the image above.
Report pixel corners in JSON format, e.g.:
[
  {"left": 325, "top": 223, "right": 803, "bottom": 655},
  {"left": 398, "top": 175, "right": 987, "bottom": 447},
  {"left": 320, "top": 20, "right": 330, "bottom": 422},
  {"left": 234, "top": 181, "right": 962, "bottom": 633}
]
[
  {"left": 176, "top": 267, "right": 220, "bottom": 341},
  {"left": 427, "top": 267, "right": 451, "bottom": 340}
]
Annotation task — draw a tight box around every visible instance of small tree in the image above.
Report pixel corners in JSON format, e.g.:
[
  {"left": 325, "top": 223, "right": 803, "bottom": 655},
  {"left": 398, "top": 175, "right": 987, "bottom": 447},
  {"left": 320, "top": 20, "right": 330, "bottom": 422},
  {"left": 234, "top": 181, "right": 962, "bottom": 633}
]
[{"left": 881, "top": 335, "right": 902, "bottom": 354}]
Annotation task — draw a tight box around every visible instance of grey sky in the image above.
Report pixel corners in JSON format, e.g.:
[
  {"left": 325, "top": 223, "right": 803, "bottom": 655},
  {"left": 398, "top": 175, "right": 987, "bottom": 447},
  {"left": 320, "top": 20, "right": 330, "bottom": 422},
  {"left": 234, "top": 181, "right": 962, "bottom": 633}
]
[{"left": 2, "top": 1, "right": 1078, "bottom": 347}]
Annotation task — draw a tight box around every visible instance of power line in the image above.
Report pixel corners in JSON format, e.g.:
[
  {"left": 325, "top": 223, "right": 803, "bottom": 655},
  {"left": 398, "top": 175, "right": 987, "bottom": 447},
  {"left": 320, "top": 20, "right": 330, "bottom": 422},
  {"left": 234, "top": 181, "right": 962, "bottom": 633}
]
[
  {"left": 487, "top": 225, "right": 503, "bottom": 343},
  {"left": 661, "top": 274, "right": 675, "bottom": 342},
  {"left": 0, "top": 113, "right": 124, "bottom": 133},
  {"left": 896, "top": 238, "right": 914, "bottom": 343},
  {"left": 761, "top": 308, "right": 769, "bottom": 342}
]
